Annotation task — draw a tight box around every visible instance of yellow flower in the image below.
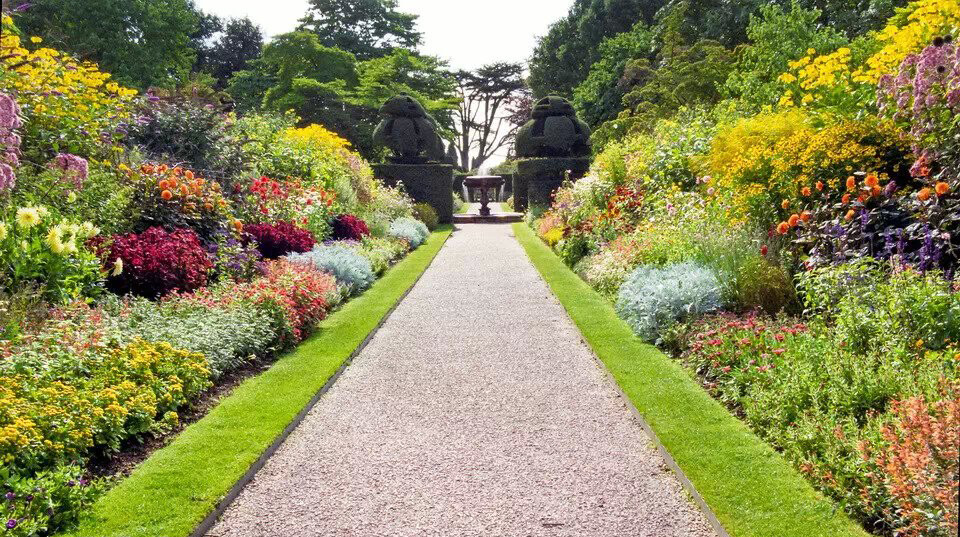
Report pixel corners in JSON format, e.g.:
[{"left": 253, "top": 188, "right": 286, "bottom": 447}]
[
  {"left": 30, "top": 36, "right": 42, "bottom": 44},
  {"left": 0, "top": 222, "right": 6, "bottom": 240},
  {"left": 46, "top": 225, "right": 66, "bottom": 254},
  {"left": 112, "top": 257, "right": 124, "bottom": 276},
  {"left": 778, "top": 73, "right": 797, "bottom": 84},
  {"left": 80, "top": 221, "right": 99, "bottom": 238},
  {"left": 15, "top": 207, "right": 41, "bottom": 229}
]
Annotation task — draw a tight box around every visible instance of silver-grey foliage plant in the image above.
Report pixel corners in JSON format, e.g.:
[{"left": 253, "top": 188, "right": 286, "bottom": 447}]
[
  {"left": 388, "top": 217, "right": 429, "bottom": 249},
  {"left": 615, "top": 261, "right": 722, "bottom": 343},
  {"left": 286, "top": 243, "right": 376, "bottom": 295}
]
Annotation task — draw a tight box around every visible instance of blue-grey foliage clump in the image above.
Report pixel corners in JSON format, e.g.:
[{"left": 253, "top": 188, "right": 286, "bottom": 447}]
[
  {"left": 388, "top": 217, "right": 429, "bottom": 249},
  {"left": 286, "top": 243, "right": 375, "bottom": 295},
  {"left": 615, "top": 262, "right": 722, "bottom": 342}
]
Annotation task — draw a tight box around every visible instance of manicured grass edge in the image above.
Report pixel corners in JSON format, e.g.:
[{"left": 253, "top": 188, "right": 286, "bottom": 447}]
[
  {"left": 65, "top": 227, "right": 453, "bottom": 537},
  {"left": 512, "top": 223, "right": 869, "bottom": 537}
]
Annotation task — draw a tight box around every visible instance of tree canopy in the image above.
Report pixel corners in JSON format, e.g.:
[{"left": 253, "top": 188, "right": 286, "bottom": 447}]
[
  {"left": 298, "top": 0, "right": 422, "bottom": 60},
  {"left": 198, "top": 17, "right": 265, "bottom": 90},
  {"left": 528, "top": 0, "right": 662, "bottom": 99},
  {"left": 10, "top": 0, "right": 201, "bottom": 89},
  {"left": 452, "top": 62, "right": 529, "bottom": 170}
]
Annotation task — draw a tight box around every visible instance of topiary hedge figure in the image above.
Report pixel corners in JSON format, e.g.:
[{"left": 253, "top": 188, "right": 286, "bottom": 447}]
[
  {"left": 373, "top": 95, "right": 445, "bottom": 164},
  {"left": 515, "top": 96, "right": 591, "bottom": 158}
]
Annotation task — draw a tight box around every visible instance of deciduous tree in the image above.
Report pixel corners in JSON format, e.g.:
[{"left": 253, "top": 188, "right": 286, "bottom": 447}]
[
  {"left": 298, "top": 0, "right": 421, "bottom": 60},
  {"left": 453, "top": 63, "right": 528, "bottom": 170}
]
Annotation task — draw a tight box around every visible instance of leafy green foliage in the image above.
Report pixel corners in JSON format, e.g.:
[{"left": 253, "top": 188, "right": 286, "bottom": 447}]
[
  {"left": 298, "top": 0, "right": 421, "bottom": 60},
  {"left": 573, "top": 22, "right": 653, "bottom": 127},
  {"left": 225, "top": 33, "right": 455, "bottom": 159},
  {"left": 614, "top": 39, "right": 734, "bottom": 135},
  {"left": 724, "top": 3, "right": 847, "bottom": 108},
  {"left": 198, "top": 17, "right": 264, "bottom": 90},
  {"left": 528, "top": 0, "right": 661, "bottom": 98},
  {"left": 11, "top": 0, "right": 200, "bottom": 89}
]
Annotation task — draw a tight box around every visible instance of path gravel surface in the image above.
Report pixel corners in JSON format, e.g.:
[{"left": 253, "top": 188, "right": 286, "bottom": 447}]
[{"left": 208, "top": 222, "right": 718, "bottom": 537}]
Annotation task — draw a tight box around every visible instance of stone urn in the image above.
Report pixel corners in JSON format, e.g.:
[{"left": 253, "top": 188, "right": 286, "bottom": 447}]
[{"left": 373, "top": 95, "right": 445, "bottom": 164}]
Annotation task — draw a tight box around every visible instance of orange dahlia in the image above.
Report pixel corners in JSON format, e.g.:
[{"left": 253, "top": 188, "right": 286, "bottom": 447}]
[
  {"left": 935, "top": 182, "right": 950, "bottom": 196},
  {"left": 788, "top": 214, "right": 800, "bottom": 227},
  {"left": 865, "top": 174, "right": 879, "bottom": 188},
  {"left": 161, "top": 190, "right": 173, "bottom": 200},
  {"left": 846, "top": 176, "right": 857, "bottom": 190},
  {"left": 777, "top": 222, "right": 790, "bottom": 234},
  {"left": 918, "top": 188, "right": 933, "bottom": 201},
  {"left": 845, "top": 209, "right": 855, "bottom": 221}
]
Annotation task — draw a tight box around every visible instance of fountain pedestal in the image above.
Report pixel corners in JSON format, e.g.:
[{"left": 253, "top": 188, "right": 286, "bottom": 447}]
[{"left": 464, "top": 175, "right": 504, "bottom": 216}]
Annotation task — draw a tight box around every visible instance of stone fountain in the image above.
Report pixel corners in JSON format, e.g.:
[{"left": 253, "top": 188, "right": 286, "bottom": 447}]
[{"left": 463, "top": 175, "right": 504, "bottom": 216}]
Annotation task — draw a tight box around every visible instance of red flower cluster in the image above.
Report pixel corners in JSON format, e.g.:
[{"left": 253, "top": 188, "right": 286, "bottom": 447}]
[
  {"left": 105, "top": 227, "right": 212, "bottom": 298},
  {"left": 682, "top": 313, "right": 809, "bottom": 393},
  {"left": 331, "top": 214, "right": 370, "bottom": 241},
  {"left": 212, "top": 260, "right": 336, "bottom": 344},
  {"left": 240, "top": 176, "right": 336, "bottom": 223},
  {"left": 245, "top": 221, "right": 315, "bottom": 259}
]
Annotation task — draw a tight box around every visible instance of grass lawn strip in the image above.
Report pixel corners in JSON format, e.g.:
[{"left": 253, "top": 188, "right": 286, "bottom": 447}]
[
  {"left": 512, "top": 223, "right": 868, "bottom": 537},
  {"left": 64, "top": 227, "right": 453, "bottom": 537}
]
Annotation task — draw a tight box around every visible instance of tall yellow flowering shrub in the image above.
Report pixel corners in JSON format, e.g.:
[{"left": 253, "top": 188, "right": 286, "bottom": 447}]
[
  {"left": 698, "top": 109, "right": 809, "bottom": 225},
  {"left": 0, "top": 15, "right": 137, "bottom": 159},
  {"left": 778, "top": 0, "right": 960, "bottom": 113}
]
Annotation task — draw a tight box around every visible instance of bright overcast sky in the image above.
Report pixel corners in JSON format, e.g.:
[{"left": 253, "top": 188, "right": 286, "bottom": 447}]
[{"left": 193, "top": 0, "right": 571, "bottom": 70}]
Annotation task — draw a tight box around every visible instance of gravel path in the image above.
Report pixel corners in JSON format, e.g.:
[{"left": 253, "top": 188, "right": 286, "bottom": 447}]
[{"left": 208, "top": 222, "right": 718, "bottom": 537}]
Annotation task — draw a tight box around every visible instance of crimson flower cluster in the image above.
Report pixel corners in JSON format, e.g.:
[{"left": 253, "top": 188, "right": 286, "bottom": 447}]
[
  {"left": 104, "top": 227, "right": 213, "bottom": 298},
  {"left": 244, "top": 221, "right": 316, "bottom": 259},
  {"left": 331, "top": 214, "right": 370, "bottom": 241}
]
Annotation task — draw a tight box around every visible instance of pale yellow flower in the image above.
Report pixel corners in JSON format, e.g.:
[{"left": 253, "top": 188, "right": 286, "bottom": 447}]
[
  {"left": 46, "top": 225, "right": 65, "bottom": 254},
  {"left": 111, "top": 257, "right": 124, "bottom": 276},
  {"left": 0, "top": 222, "right": 7, "bottom": 240},
  {"left": 16, "top": 207, "right": 41, "bottom": 229}
]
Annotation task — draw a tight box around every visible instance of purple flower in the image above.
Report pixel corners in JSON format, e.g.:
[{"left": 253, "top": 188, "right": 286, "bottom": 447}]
[
  {"left": 4, "top": 492, "right": 13, "bottom": 501},
  {"left": 5, "top": 519, "right": 16, "bottom": 529},
  {"left": 49, "top": 153, "right": 89, "bottom": 189}
]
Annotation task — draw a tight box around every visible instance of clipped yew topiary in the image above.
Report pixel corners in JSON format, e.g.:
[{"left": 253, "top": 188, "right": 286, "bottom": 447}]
[
  {"left": 515, "top": 96, "right": 591, "bottom": 158},
  {"left": 372, "top": 95, "right": 445, "bottom": 164}
]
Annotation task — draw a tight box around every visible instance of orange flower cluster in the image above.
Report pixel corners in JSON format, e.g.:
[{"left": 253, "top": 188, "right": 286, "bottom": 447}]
[
  {"left": 777, "top": 172, "right": 892, "bottom": 235},
  {"left": 140, "top": 164, "right": 228, "bottom": 214}
]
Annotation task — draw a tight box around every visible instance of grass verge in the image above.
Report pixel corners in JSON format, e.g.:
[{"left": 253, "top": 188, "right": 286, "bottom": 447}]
[
  {"left": 65, "top": 227, "right": 453, "bottom": 537},
  {"left": 512, "top": 223, "right": 868, "bottom": 537}
]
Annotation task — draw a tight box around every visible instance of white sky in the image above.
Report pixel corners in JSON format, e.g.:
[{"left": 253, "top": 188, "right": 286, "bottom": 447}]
[{"left": 193, "top": 0, "right": 571, "bottom": 70}]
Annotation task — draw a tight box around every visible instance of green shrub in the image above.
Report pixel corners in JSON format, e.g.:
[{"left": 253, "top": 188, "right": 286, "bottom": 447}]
[
  {"left": 798, "top": 260, "right": 960, "bottom": 353},
  {"left": 1, "top": 463, "right": 103, "bottom": 537},
  {"left": 412, "top": 202, "right": 439, "bottom": 230},
  {"left": 116, "top": 297, "right": 278, "bottom": 377},
  {"left": 677, "top": 312, "right": 955, "bottom": 527}
]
